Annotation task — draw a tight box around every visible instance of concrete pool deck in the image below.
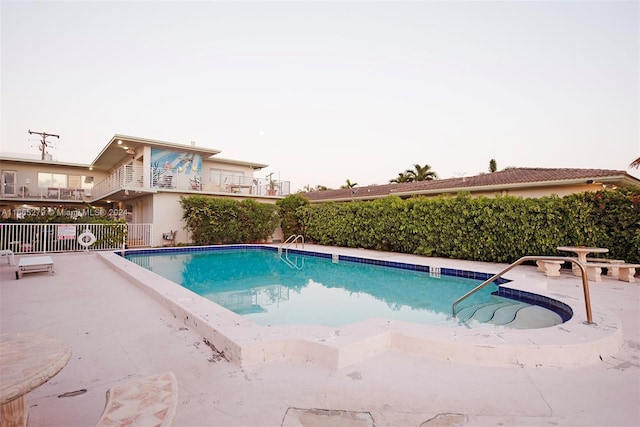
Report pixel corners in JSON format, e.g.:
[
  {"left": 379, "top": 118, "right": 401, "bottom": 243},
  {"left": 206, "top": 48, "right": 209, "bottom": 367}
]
[{"left": 1, "top": 247, "right": 638, "bottom": 426}]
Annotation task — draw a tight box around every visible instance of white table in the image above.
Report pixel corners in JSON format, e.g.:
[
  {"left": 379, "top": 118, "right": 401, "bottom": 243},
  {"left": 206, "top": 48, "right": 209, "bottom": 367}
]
[
  {"left": 0, "top": 333, "right": 72, "bottom": 427},
  {"left": 557, "top": 246, "right": 609, "bottom": 276},
  {"left": 16, "top": 256, "right": 54, "bottom": 279}
]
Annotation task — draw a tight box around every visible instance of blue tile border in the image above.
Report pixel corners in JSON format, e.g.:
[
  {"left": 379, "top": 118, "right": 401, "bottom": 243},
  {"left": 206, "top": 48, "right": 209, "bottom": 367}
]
[
  {"left": 287, "top": 248, "right": 333, "bottom": 260},
  {"left": 334, "top": 254, "right": 509, "bottom": 285},
  {"left": 496, "top": 287, "right": 574, "bottom": 322},
  {"left": 121, "top": 244, "right": 262, "bottom": 257}
]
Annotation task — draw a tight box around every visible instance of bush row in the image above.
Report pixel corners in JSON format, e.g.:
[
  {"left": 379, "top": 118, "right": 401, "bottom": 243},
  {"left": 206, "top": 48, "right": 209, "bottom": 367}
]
[
  {"left": 180, "top": 196, "right": 279, "bottom": 245},
  {"left": 293, "top": 188, "right": 640, "bottom": 264}
]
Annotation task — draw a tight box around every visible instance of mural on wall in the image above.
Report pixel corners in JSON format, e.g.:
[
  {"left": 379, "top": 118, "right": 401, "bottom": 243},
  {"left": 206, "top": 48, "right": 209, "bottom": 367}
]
[{"left": 150, "top": 148, "right": 202, "bottom": 190}]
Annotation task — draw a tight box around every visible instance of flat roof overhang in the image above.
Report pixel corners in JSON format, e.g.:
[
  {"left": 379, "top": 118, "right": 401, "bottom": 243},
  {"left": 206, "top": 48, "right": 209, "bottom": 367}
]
[{"left": 89, "top": 134, "right": 223, "bottom": 171}]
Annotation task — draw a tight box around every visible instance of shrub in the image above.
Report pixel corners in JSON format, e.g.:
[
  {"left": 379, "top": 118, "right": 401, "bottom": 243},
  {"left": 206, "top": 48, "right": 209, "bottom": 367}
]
[
  {"left": 298, "top": 187, "right": 640, "bottom": 264},
  {"left": 180, "top": 196, "right": 279, "bottom": 245},
  {"left": 276, "top": 194, "right": 309, "bottom": 238}
]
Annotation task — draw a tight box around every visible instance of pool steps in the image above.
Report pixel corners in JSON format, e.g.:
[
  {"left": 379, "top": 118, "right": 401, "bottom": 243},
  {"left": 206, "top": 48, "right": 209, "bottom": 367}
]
[{"left": 457, "top": 297, "right": 563, "bottom": 329}]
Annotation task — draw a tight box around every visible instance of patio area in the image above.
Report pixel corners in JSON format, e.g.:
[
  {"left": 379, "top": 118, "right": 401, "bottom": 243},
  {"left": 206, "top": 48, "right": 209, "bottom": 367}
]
[{"left": 1, "top": 249, "right": 638, "bottom": 426}]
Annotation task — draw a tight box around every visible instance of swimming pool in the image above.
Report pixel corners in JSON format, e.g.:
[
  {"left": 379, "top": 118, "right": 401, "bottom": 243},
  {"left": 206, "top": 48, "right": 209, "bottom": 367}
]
[
  {"left": 125, "top": 247, "right": 506, "bottom": 327},
  {"left": 102, "top": 245, "right": 620, "bottom": 369}
]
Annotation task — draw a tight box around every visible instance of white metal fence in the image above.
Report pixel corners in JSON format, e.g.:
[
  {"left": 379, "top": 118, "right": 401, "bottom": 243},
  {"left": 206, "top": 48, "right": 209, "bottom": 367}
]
[
  {"left": 0, "top": 223, "right": 153, "bottom": 254},
  {"left": 126, "top": 223, "right": 153, "bottom": 248}
]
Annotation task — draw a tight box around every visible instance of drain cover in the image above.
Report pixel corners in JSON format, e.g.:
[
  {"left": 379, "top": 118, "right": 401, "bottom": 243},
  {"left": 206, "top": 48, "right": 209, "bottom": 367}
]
[{"left": 282, "top": 407, "right": 375, "bottom": 427}]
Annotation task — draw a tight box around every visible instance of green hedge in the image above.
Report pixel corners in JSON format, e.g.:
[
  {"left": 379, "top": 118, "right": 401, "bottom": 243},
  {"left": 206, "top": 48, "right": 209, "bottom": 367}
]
[
  {"left": 295, "top": 188, "right": 640, "bottom": 264},
  {"left": 276, "top": 193, "right": 309, "bottom": 238},
  {"left": 180, "top": 196, "right": 279, "bottom": 245}
]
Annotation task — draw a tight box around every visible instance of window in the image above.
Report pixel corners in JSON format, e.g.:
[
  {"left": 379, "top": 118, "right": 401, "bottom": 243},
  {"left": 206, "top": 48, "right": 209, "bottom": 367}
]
[
  {"left": 68, "top": 175, "right": 82, "bottom": 188},
  {"left": 69, "top": 175, "right": 94, "bottom": 189},
  {"left": 209, "top": 168, "right": 245, "bottom": 185},
  {"left": 2, "top": 171, "right": 17, "bottom": 196},
  {"left": 37, "top": 173, "right": 93, "bottom": 189},
  {"left": 38, "top": 172, "right": 67, "bottom": 188}
]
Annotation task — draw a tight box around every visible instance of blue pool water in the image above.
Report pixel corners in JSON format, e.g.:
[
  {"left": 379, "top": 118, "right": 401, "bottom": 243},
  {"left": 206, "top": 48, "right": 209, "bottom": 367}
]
[{"left": 124, "top": 247, "right": 510, "bottom": 327}]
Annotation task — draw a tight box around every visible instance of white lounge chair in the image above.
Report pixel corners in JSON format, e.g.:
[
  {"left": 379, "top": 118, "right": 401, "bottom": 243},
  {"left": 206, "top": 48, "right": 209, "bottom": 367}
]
[{"left": 16, "top": 256, "right": 55, "bottom": 279}]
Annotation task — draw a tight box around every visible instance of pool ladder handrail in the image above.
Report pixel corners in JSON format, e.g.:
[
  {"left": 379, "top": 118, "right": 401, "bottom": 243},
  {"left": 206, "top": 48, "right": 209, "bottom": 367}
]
[
  {"left": 279, "top": 234, "right": 304, "bottom": 254},
  {"left": 451, "top": 256, "right": 593, "bottom": 324},
  {"left": 278, "top": 235, "right": 305, "bottom": 269}
]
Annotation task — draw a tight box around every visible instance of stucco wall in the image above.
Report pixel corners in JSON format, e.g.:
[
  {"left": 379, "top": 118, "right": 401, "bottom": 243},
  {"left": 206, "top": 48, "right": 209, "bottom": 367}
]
[
  {"left": 0, "top": 160, "right": 107, "bottom": 198},
  {"left": 151, "top": 193, "right": 187, "bottom": 246},
  {"left": 476, "top": 183, "right": 605, "bottom": 199}
]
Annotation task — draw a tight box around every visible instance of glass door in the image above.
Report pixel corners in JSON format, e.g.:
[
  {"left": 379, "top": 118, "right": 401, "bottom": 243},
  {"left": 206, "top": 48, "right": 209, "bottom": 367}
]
[{"left": 2, "top": 170, "right": 17, "bottom": 197}]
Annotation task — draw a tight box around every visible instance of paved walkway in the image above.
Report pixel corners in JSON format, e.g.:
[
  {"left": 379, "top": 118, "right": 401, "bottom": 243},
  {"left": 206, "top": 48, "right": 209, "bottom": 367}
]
[{"left": 1, "top": 250, "right": 638, "bottom": 426}]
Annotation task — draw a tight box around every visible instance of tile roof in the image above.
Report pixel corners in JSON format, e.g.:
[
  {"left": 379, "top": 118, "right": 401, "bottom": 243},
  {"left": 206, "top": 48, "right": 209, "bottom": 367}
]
[{"left": 302, "top": 168, "right": 637, "bottom": 202}]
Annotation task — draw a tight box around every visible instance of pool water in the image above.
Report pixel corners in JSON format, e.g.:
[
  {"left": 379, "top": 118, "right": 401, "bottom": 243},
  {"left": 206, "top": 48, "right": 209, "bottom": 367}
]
[{"left": 125, "top": 248, "right": 507, "bottom": 327}]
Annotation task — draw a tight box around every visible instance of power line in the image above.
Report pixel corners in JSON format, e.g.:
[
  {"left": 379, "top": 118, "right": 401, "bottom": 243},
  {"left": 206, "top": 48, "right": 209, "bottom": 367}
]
[{"left": 28, "top": 129, "right": 59, "bottom": 160}]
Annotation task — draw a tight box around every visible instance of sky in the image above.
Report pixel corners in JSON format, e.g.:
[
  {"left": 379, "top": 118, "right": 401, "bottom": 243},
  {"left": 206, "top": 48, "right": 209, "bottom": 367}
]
[{"left": 2, "top": 0, "right": 639, "bottom": 192}]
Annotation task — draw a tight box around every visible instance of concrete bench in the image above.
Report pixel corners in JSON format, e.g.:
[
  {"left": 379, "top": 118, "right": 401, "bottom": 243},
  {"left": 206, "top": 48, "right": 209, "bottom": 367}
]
[
  {"left": 16, "top": 256, "right": 54, "bottom": 279},
  {"left": 536, "top": 260, "right": 564, "bottom": 277},
  {"left": 95, "top": 371, "right": 178, "bottom": 427},
  {"left": 585, "top": 257, "right": 625, "bottom": 263},
  {"left": 586, "top": 258, "right": 625, "bottom": 278},
  {"left": 585, "top": 263, "right": 640, "bottom": 283}
]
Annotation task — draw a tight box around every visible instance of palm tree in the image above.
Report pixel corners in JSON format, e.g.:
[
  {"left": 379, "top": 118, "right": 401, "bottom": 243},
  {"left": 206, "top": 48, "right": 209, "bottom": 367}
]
[
  {"left": 341, "top": 179, "right": 358, "bottom": 189},
  {"left": 489, "top": 159, "right": 497, "bottom": 173},
  {"left": 631, "top": 157, "right": 640, "bottom": 169},
  {"left": 404, "top": 163, "right": 438, "bottom": 182},
  {"left": 302, "top": 184, "right": 330, "bottom": 192},
  {"left": 389, "top": 172, "right": 411, "bottom": 183}
]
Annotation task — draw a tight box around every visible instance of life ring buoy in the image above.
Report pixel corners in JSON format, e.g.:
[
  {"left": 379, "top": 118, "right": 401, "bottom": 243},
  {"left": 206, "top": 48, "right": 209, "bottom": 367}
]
[{"left": 78, "top": 229, "right": 97, "bottom": 248}]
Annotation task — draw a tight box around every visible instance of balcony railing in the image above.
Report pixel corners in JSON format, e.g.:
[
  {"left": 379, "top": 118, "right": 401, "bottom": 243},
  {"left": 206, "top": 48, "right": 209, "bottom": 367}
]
[
  {"left": 90, "top": 165, "right": 290, "bottom": 200},
  {"left": 6, "top": 186, "right": 90, "bottom": 201},
  {"left": 1, "top": 167, "right": 290, "bottom": 202}
]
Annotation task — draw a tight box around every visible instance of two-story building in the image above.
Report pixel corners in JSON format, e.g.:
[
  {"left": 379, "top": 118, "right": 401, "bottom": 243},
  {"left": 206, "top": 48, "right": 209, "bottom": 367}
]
[{"left": 1, "top": 134, "right": 290, "bottom": 246}]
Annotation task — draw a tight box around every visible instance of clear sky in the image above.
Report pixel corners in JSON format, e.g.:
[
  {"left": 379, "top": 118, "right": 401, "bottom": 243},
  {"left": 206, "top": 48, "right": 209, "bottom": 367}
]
[{"left": 2, "top": 0, "right": 639, "bottom": 191}]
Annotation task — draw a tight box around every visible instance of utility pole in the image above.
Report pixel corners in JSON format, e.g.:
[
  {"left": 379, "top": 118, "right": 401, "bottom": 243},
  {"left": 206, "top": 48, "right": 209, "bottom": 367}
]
[{"left": 28, "top": 129, "right": 59, "bottom": 160}]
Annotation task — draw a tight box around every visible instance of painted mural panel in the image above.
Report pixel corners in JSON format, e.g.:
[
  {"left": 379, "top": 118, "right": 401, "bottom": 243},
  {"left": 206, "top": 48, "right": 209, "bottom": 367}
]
[{"left": 150, "top": 148, "right": 202, "bottom": 190}]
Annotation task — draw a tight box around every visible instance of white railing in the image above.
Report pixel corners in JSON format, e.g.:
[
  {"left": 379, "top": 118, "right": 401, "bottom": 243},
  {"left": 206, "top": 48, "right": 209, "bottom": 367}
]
[
  {"left": 127, "top": 223, "right": 153, "bottom": 248},
  {"left": 90, "top": 165, "right": 291, "bottom": 199},
  {"left": 90, "top": 166, "right": 132, "bottom": 199},
  {"left": 9, "top": 186, "right": 90, "bottom": 202},
  {"left": 2, "top": 167, "right": 291, "bottom": 202},
  {"left": 0, "top": 223, "right": 152, "bottom": 253}
]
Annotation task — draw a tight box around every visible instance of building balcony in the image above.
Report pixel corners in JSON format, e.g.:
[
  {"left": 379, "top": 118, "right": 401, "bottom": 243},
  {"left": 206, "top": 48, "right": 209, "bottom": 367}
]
[
  {"left": 90, "top": 165, "right": 290, "bottom": 200},
  {"left": 0, "top": 166, "right": 290, "bottom": 205},
  {"left": 3, "top": 186, "right": 89, "bottom": 202}
]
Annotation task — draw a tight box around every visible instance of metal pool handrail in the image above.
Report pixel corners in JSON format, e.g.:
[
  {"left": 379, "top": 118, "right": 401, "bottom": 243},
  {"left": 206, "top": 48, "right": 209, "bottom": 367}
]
[
  {"left": 452, "top": 256, "right": 593, "bottom": 324},
  {"left": 278, "top": 235, "right": 305, "bottom": 269},
  {"left": 278, "top": 234, "right": 304, "bottom": 254}
]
